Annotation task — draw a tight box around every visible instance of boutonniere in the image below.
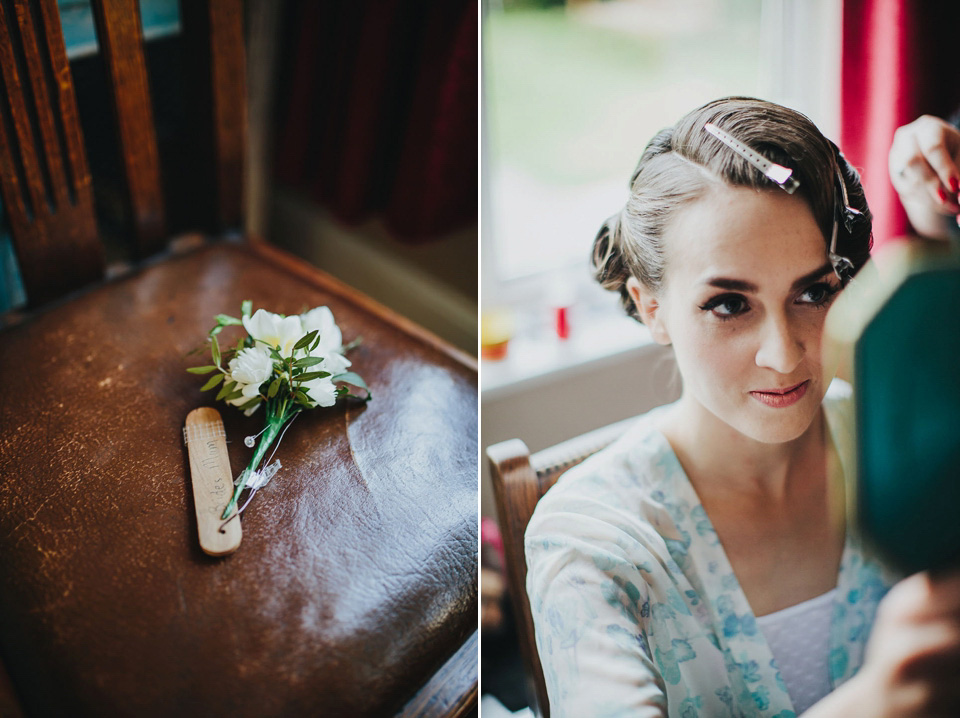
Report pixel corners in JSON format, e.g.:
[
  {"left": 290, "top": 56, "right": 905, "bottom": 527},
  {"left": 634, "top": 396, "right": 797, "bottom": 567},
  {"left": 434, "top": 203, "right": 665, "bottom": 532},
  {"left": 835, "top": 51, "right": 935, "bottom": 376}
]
[{"left": 188, "top": 301, "right": 370, "bottom": 521}]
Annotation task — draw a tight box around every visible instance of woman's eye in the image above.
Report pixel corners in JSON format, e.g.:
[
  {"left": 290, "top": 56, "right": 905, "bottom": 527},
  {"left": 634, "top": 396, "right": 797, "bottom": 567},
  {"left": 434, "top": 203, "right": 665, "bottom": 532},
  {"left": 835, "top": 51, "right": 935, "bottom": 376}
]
[
  {"left": 798, "top": 282, "right": 840, "bottom": 307},
  {"left": 699, "top": 294, "right": 749, "bottom": 319}
]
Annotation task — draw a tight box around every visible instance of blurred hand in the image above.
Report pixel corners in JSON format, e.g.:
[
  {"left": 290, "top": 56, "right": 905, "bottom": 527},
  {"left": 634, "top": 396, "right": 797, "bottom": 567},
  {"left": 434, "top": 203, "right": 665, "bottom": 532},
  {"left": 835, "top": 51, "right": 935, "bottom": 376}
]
[
  {"left": 804, "top": 571, "right": 960, "bottom": 717},
  {"left": 889, "top": 115, "right": 960, "bottom": 240},
  {"left": 861, "top": 571, "right": 960, "bottom": 716}
]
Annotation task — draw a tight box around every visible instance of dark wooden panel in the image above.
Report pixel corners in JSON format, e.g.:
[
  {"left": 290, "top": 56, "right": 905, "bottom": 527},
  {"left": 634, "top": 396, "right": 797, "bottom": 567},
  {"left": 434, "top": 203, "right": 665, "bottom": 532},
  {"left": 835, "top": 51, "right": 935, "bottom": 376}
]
[
  {"left": 90, "top": 0, "right": 166, "bottom": 256},
  {"left": 396, "top": 631, "right": 478, "bottom": 718},
  {"left": 0, "top": 0, "right": 102, "bottom": 304},
  {"left": 0, "top": 654, "right": 24, "bottom": 718}
]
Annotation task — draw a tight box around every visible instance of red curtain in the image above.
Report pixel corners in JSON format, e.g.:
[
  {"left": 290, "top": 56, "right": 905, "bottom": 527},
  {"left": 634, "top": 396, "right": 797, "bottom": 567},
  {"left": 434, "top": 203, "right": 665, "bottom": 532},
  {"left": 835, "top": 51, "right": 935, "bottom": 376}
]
[
  {"left": 273, "top": 0, "right": 477, "bottom": 243},
  {"left": 840, "top": 0, "right": 960, "bottom": 248}
]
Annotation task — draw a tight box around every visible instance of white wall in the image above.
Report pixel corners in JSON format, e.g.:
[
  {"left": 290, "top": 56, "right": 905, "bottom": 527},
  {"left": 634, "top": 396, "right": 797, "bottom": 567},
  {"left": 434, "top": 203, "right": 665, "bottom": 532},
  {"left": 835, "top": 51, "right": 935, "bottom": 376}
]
[
  {"left": 481, "top": 342, "right": 681, "bottom": 519},
  {"left": 269, "top": 189, "right": 478, "bottom": 356}
]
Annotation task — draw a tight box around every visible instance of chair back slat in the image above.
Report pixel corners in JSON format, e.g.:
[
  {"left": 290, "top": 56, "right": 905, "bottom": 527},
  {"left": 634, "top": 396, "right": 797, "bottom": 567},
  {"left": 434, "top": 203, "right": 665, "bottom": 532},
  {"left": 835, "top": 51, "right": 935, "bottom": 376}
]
[
  {"left": 12, "top": 0, "right": 69, "bottom": 210},
  {"left": 90, "top": 0, "right": 166, "bottom": 257},
  {"left": 487, "top": 417, "right": 637, "bottom": 718},
  {"left": 0, "top": 0, "right": 102, "bottom": 305},
  {"left": 209, "top": 0, "right": 244, "bottom": 229},
  {"left": 488, "top": 438, "right": 550, "bottom": 717},
  {"left": 179, "top": 0, "right": 245, "bottom": 232}
]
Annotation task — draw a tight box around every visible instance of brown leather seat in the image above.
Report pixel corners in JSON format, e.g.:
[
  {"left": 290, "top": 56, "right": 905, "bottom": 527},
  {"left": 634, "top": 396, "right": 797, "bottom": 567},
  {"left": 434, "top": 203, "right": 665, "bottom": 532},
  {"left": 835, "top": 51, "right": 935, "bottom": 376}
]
[
  {"left": 0, "top": 2, "right": 477, "bottom": 716},
  {"left": 1, "top": 241, "right": 478, "bottom": 716}
]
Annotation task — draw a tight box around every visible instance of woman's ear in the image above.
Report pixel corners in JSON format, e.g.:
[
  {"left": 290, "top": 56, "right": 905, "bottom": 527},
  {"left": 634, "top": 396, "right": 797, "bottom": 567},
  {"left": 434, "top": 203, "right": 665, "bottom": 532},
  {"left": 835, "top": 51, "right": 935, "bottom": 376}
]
[{"left": 627, "top": 277, "right": 671, "bottom": 345}]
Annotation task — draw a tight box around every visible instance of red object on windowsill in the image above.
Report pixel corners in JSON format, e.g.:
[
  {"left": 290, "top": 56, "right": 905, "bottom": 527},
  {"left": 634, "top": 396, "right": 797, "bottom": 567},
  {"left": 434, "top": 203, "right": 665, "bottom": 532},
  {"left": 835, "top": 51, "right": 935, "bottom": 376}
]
[{"left": 555, "top": 306, "right": 569, "bottom": 339}]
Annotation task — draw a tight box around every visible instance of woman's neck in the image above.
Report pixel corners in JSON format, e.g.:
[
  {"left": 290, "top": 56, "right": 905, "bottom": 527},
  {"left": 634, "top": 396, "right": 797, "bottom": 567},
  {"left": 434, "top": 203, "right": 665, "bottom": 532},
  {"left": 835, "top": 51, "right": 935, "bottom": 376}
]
[{"left": 658, "top": 394, "right": 828, "bottom": 504}]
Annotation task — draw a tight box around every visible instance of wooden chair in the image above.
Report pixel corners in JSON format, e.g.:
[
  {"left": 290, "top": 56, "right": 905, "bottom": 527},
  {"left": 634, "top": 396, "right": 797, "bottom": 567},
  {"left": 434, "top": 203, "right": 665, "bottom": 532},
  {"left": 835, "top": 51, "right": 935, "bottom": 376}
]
[
  {"left": 487, "top": 417, "right": 638, "bottom": 718},
  {"left": 0, "top": 2, "right": 477, "bottom": 716}
]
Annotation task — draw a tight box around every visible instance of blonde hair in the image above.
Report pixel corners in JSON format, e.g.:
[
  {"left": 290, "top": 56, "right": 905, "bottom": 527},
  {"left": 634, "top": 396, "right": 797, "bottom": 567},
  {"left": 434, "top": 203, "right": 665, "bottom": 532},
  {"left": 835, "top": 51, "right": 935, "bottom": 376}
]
[{"left": 592, "top": 97, "right": 872, "bottom": 322}]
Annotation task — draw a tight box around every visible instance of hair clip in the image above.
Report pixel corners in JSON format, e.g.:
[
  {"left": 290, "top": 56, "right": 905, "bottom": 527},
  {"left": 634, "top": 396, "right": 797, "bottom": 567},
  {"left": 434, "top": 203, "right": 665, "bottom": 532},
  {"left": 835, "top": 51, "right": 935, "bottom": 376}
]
[
  {"left": 704, "top": 122, "right": 800, "bottom": 194},
  {"left": 835, "top": 162, "right": 862, "bottom": 233},
  {"left": 828, "top": 217, "right": 854, "bottom": 282},
  {"left": 829, "top": 161, "right": 859, "bottom": 281}
]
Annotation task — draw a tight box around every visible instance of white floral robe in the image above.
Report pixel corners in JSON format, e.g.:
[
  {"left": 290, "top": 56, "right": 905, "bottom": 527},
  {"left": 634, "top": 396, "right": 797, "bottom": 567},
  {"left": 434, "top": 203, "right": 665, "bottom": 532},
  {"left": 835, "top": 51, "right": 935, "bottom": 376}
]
[{"left": 525, "top": 380, "right": 899, "bottom": 718}]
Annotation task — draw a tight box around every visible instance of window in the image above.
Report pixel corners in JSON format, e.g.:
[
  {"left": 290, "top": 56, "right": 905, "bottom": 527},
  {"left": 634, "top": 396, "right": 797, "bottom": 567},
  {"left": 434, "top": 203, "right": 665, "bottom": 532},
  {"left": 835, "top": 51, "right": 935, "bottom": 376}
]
[{"left": 480, "top": 0, "right": 840, "bottom": 385}]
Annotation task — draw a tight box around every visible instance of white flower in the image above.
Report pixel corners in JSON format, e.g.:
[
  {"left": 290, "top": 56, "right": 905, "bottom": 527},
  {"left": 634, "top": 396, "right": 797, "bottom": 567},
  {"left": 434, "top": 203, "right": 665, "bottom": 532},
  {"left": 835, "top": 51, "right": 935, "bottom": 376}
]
[
  {"left": 300, "top": 375, "right": 337, "bottom": 408},
  {"left": 226, "top": 346, "right": 272, "bottom": 415},
  {"left": 229, "top": 346, "right": 272, "bottom": 386},
  {"left": 243, "top": 309, "right": 303, "bottom": 358},
  {"left": 299, "top": 306, "right": 351, "bottom": 375}
]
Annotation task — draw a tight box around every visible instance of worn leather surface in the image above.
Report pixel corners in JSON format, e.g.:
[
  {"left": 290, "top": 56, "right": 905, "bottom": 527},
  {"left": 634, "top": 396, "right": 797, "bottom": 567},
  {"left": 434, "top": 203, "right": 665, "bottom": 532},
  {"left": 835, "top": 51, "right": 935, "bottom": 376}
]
[{"left": 0, "top": 242, "right": 478, "bottom": 717}]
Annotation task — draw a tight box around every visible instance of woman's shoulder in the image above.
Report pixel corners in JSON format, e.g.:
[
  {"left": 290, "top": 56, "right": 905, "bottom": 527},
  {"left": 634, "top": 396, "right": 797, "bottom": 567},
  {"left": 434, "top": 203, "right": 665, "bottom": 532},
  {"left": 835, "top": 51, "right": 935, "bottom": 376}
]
[
  {"left": 525, "top": 402, "right": 681, "bottom": 551},
  {"left": 537, "top": 406, "right": 673, "bottom": 513}
]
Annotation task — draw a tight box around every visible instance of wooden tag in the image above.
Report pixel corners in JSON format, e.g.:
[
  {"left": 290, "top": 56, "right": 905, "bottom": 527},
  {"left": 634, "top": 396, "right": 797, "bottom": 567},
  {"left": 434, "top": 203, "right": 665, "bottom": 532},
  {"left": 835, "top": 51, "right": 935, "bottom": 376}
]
[{"left": 184, "top": 408, "right": 242, "bottom": 555}]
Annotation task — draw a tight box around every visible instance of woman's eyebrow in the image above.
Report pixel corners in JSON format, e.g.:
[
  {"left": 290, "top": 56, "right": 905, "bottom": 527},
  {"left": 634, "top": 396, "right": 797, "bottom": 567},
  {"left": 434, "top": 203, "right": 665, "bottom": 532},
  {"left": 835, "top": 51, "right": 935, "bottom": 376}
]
[
  {"left": 704, "top": 277, "right": 757, "bottom": 292},
  {"left": 702, "top": 262, "right": 834, "bottom": 293},
  {"left": 790, "top": 262, "right": 833, "bottom": 291}
]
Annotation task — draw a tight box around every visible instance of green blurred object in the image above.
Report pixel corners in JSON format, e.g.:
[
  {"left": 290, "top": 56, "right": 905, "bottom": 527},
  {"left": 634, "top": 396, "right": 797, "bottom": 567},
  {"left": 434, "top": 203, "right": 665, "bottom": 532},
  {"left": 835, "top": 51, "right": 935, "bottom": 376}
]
[{"left": 828, "top": 242, "right": 960, "bottom": 574}]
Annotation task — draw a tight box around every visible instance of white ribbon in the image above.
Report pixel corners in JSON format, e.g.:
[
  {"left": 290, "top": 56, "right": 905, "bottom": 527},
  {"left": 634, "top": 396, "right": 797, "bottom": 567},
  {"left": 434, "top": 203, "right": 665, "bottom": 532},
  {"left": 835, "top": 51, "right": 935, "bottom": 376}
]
[{"left": 235, "top": 460, "right": 282, "bottom": 491}]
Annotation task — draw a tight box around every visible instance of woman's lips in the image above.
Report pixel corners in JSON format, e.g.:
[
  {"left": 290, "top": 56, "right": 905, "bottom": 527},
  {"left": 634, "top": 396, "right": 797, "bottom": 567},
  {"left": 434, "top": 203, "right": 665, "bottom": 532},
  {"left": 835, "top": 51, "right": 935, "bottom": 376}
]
[{"left": 750, "top": 380, "right": 809, "bottom": 408}]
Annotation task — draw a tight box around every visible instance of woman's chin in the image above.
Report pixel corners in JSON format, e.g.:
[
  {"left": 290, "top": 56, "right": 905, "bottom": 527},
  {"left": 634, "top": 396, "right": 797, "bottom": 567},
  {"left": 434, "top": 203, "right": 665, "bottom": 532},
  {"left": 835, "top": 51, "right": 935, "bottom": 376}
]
[
  {"left": 739, "top": 420, "right": 811, "bottom": 445},
  {"left": 734, "top": 403, "right": 820, "bottom": 444}
]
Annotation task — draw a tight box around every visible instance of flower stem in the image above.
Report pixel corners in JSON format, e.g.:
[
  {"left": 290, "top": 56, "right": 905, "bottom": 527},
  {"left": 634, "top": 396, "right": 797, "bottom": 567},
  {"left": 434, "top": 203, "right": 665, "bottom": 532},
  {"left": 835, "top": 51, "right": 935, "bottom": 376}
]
[{"left": 221, "top": 408, "right": 294, "bottom": 519}]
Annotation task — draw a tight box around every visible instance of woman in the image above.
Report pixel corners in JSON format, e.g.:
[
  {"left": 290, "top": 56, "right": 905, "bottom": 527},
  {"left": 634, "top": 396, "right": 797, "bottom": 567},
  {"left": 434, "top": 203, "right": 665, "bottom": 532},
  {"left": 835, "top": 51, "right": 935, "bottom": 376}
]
[{"left": 525, "top": 97, "right": 960, "bottom": 717}]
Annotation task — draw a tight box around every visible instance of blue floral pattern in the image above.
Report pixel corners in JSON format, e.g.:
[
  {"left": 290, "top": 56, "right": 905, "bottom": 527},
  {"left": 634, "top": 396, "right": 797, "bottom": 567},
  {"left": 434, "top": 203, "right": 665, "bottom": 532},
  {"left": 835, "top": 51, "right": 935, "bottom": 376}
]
[{"left": 526, "top": 380, "right": 900, "bottom": 717}]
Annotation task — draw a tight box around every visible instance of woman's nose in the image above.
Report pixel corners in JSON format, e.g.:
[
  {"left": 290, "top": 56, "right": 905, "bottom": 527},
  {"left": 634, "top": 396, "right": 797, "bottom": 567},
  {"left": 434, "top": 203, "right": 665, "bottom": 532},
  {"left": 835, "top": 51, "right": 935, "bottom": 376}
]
[{"left": 754, "top": 313, "right": 804, "bottom": 374}]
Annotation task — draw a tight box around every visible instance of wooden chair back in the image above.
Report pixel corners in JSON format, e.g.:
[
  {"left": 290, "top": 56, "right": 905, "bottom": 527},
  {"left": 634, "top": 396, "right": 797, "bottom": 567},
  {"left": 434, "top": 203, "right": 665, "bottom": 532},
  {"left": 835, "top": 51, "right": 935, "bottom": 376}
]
[
  {"left": 0, "top": 0, "right": 243, "bottom": 306},
  {"left": 487, "top": 416, "right": 637, "bottom": 718}
]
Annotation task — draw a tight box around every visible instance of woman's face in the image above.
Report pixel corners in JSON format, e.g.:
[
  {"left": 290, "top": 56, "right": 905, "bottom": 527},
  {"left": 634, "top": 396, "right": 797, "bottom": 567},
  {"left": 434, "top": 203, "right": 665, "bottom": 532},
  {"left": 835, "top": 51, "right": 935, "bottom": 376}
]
[{"left": 639, "top": 183, "right": 842, "bottom": 444}]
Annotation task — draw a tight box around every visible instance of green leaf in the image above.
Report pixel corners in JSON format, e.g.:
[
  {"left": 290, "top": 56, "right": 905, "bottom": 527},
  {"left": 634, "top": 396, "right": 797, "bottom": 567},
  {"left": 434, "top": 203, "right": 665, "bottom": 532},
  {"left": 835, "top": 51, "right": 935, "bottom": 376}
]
[
  {"left": 294, "top": 356, "right": 323, "bottom": 368},
  {"left": 238, "top": 397, "right": 261, "bottom": 410},
  {"left": 268, "top": 347, "right": 283, "bottom": 361},
  {"left": 186, "top": 365, "right": 218, "bottom": 374},
  {"left": 241, "top": 300, "right": 252, "bottom": 318},
  {"left": 295, "top": 371, "right": 331, "bottom": 382},
  {"left": 216, "top": 380, "right": 236, "bottom": 401},
  {"left": 310, "top": 334, "right": 321, "bottom": 352},
  {"left": 342, "top": 336, "right": 363, "bottom": 352},
  {"left": 214, "top": 314, "right": 242, "bottom": 326},
  {"left": 334, "top": 372, "right": 371, "bottom": 400},
  {"left": 294, "top": 389, "right": 310, "bottom": 403},
  {"left": 211, "top": 335, "right": 221, "bottom": 367},
  {"left": 294, "top": 329, "right": 319, "bottom": 352},
  {"left": 201, "top": 373, "right": 225, "bottom": 391},
  {"left": 267, "top": 378, "right": 281, "bottom": 398},
  {"left": 333, "top": 372, "right": 368, "bottom": 391},
  {"left": 225, "top": 388, "right": 244, "bottom": 401},
  {"left": 209, "top": 325, "right": 224, "bottom": 337}
]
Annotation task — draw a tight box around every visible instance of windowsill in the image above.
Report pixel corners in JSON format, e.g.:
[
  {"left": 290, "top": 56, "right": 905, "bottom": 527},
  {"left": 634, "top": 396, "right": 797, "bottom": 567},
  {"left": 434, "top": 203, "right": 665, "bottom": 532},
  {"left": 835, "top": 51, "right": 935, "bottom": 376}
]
[{"left": 481, "top": 312, "right": 656, "bottom": 400}]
